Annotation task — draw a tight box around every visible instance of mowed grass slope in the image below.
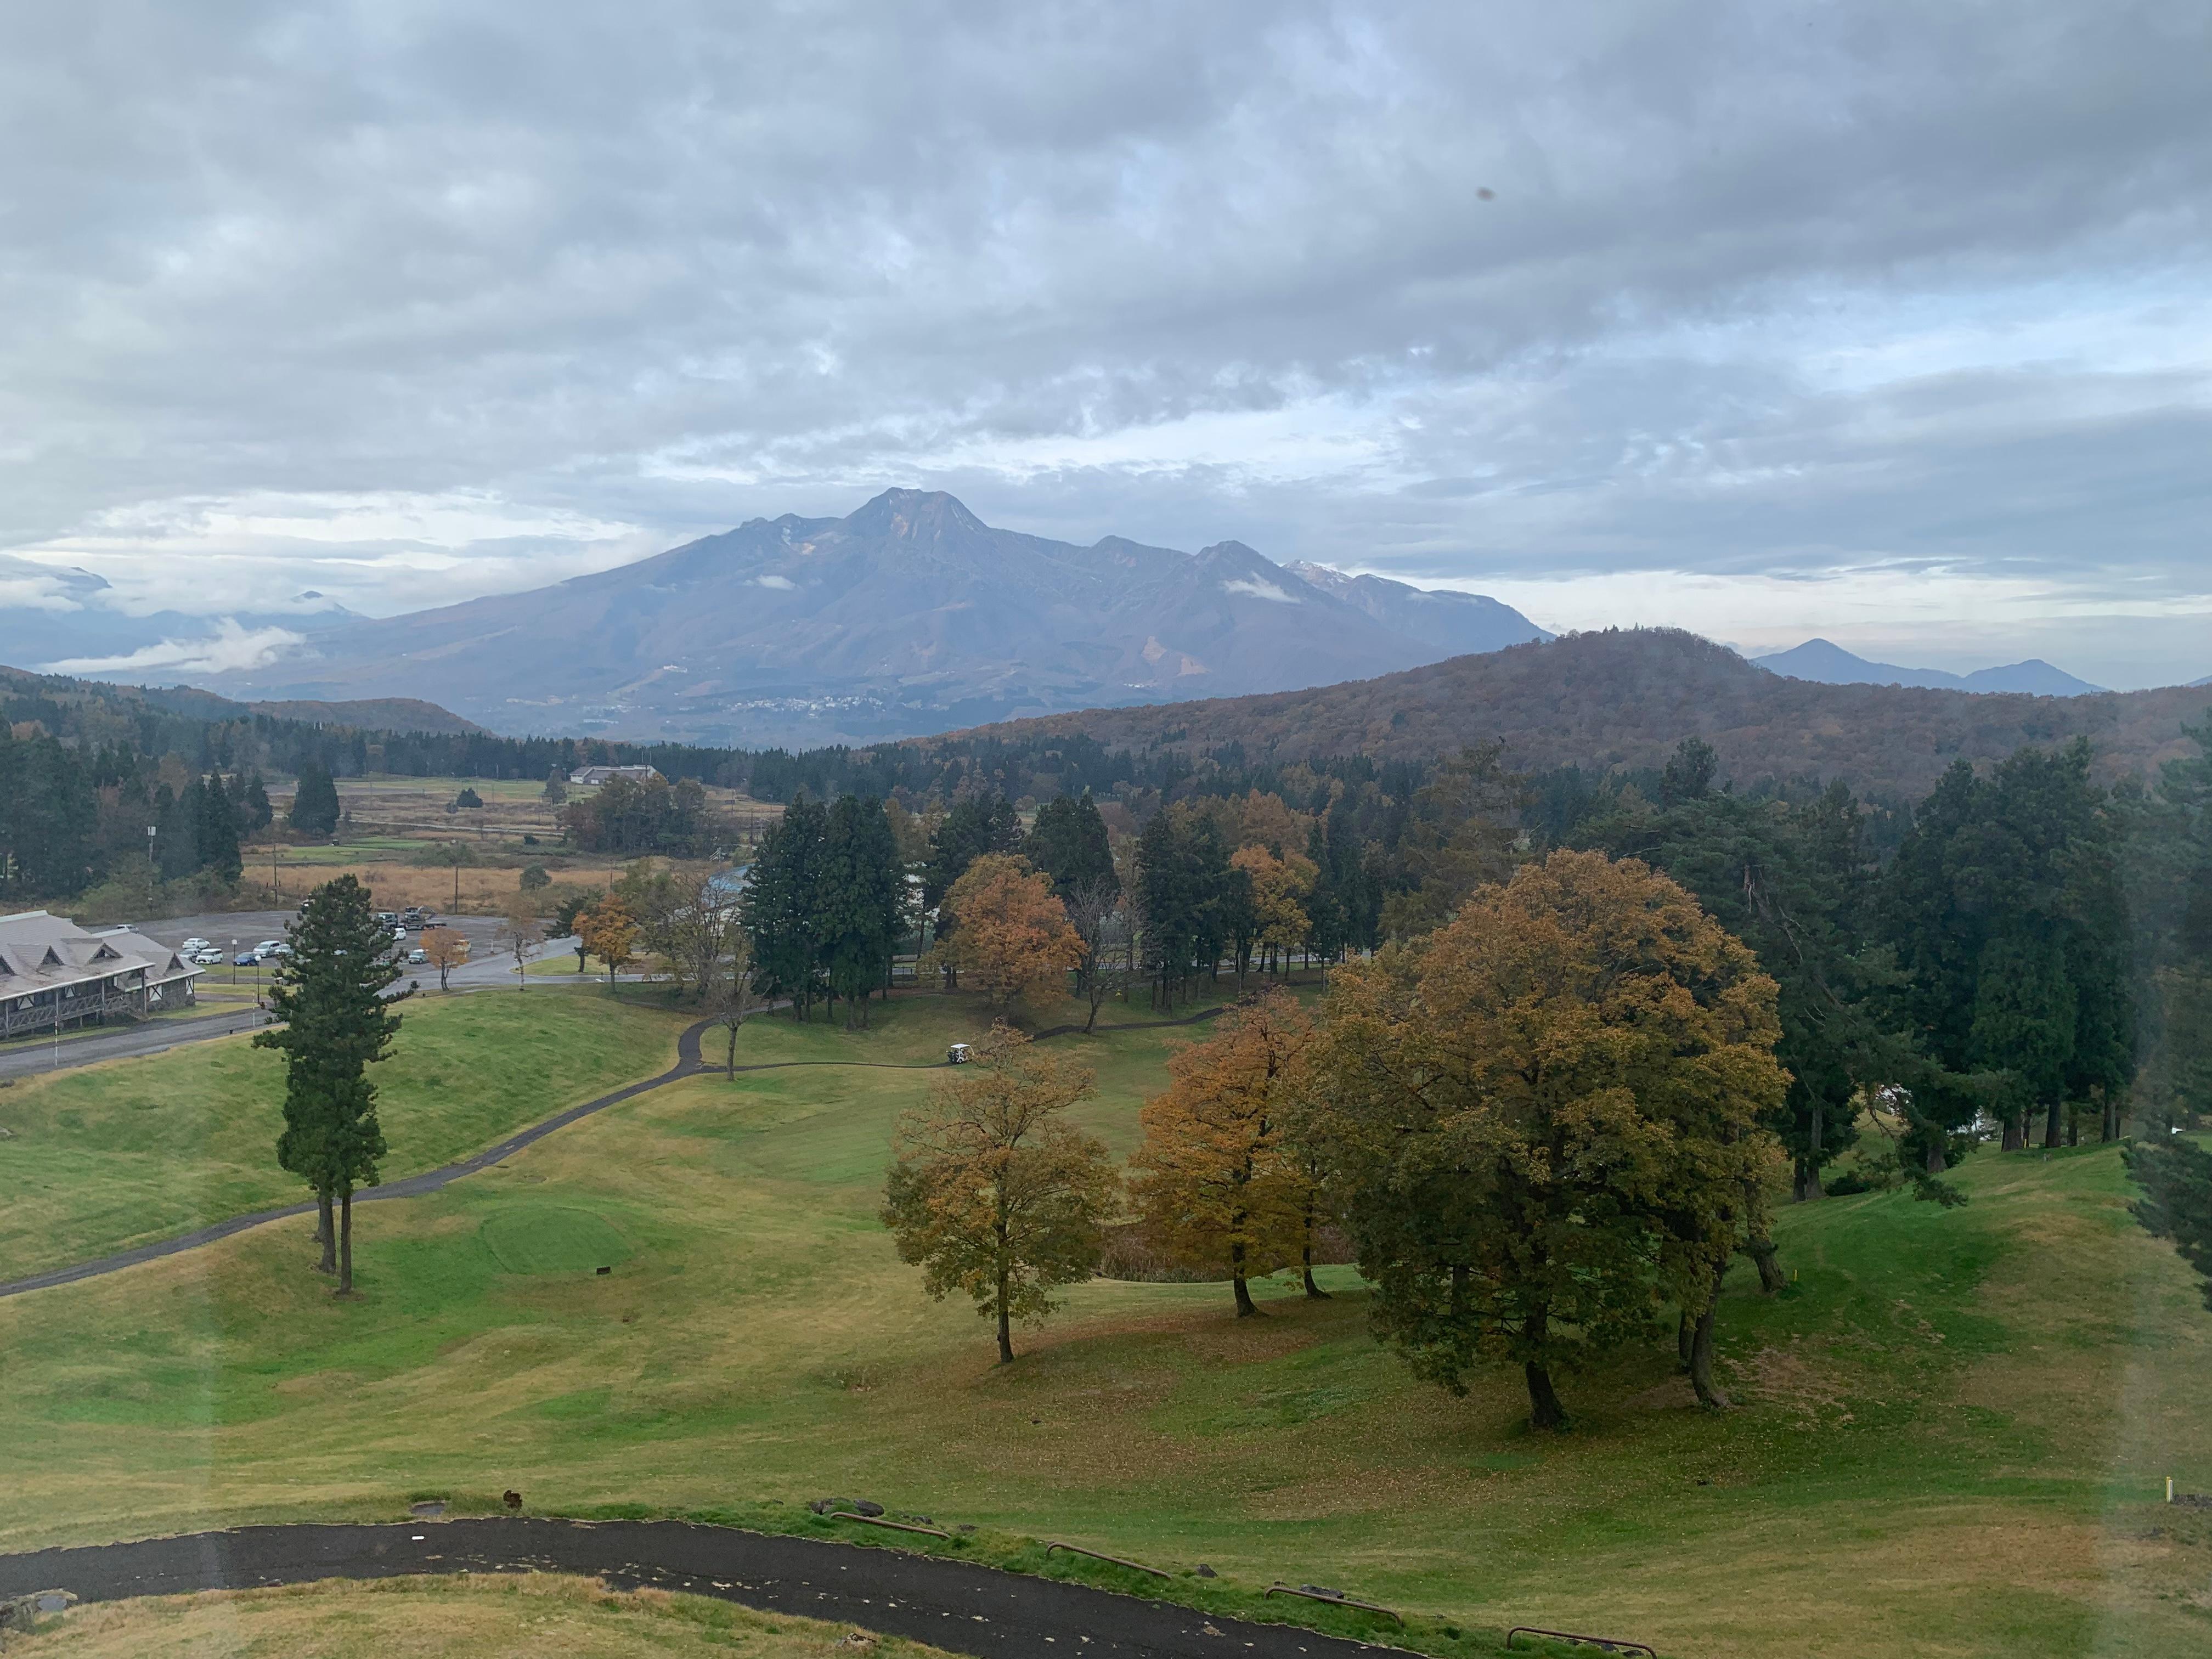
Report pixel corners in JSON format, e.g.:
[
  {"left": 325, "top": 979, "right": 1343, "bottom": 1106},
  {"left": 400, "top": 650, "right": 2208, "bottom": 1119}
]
[
  {"left": 2, "top": 990, "right": 2208, "bottom": 1656},
  {"left": 11, "top": 1574, "right": 959, "bottom": 1657},
  {"left": 0, "top": 989, "right": 693, "bottom": 1280}
]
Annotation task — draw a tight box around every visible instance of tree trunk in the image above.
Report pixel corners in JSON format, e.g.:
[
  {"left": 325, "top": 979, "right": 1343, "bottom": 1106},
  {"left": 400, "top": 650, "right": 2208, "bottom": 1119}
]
[
  {"left": 1796, "top": 1101, "right": 1824, "bottom": 1200},
  {"left": 337, "top": 1186, "right": 354, "bottom": 1295},
  {"left": 1522, "top": 1307, "right": 1567, "bottom": 1429},
  {"left": 315, "top": 1190, "right": 337, "bottom": 1274},
  {"left": 725, "top": 1023, "right": 738, "bottom": 1077},
  {"left": 1925, "top": 1138, "right": 1948, "bottom": 1174},
  {"left": 995, "top": 1223, "right": 1014, "bottom": 1364},
  {"left": 2042, "top": 1095, "right": 2064, "bottom": 1149},
  {"left": 1524, "top": 1361, "right": 1567, "bottom": 1430},
  {"left": 2102, "top": 1090, "right": 2121, "bottom": 1142},
  {"left": 1676, "top": 1309, "right": 1694, "bottom": 1371},
  {"left": 1689, "top": 1269, "right": 1731, "bottom": 1410},
  {"left": 2002, "top": 1111, "right": 2025, "bottom": 1152},
  {"left": 1741, "top": 1233, "right": 1786, "bottom": 1294},
  {"left": 1231, "top": 1240, "right": 1261, "bottom": 1317}
]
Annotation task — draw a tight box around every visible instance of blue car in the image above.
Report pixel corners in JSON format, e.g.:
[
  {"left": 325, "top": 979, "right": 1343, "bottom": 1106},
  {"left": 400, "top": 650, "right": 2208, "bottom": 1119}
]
[{"left": 233, "top": 951, "right": 261, "bottom": 967}]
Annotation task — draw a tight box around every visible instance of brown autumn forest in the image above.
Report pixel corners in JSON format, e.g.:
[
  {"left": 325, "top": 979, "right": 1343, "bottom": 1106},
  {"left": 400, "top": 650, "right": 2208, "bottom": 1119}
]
[{"left": 930, "top": 628, "right": 2210, "bottom": 798}]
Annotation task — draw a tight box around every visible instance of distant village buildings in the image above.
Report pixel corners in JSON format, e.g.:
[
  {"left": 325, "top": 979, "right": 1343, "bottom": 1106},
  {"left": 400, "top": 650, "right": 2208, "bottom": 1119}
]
[
  {"left": 568, "top": 764, "right": 663, "bottom": 787},
  {"left": 0, "top": 911, "right": 203, "bottom": 1040}
]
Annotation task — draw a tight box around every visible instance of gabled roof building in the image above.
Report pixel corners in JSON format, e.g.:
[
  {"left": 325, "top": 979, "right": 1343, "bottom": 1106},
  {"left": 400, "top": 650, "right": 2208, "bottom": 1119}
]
[
  {"left": 0, "top": 911, "right": 204, "bottom": 1040},
  {"left": 569, "top": 764, "right": 663, "bottom": 787}
]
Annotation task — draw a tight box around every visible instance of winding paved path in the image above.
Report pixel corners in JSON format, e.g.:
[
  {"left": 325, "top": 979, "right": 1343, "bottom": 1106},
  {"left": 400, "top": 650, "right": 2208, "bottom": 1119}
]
[
  {"left": 0, "top": 1005, "right": 1223, "bottom": 1301},
  {"left": 0, "top": 1517, "right": 1407, "bottom": 1658}
]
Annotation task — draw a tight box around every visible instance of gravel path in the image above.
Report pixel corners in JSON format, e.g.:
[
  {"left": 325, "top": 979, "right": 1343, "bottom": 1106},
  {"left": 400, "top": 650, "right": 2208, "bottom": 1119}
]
[{"left": 0, "top": 1517, "right": 1410, "bottom": 1658}]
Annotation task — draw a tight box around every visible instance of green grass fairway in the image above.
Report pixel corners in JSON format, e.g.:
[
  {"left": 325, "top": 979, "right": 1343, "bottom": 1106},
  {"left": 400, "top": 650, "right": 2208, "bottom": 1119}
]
[
  {"left": 3, "top": 990, "right": 2208, "bottom": 1657},
  {"left": 0, "top": 989, "right": 694, "bottom": 1280}
]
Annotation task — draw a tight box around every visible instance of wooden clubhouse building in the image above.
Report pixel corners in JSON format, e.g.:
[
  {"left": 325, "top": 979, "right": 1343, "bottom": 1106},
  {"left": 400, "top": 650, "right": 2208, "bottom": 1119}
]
[{"left": 0, "top": 911, "right": 204, "bottom": 1041}]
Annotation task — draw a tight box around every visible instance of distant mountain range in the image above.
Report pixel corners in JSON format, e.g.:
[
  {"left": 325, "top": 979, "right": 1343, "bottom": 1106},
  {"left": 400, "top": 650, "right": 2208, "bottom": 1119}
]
[
  {"left": 176, "top": 489, "right": 1550, "bottom": 745},
  {"left": 1752, "top": 637, "right": 2105, "bottom": 697},
  {"left": 0, "top": 554, "right": 362, "bottom": 677},
  {"left": 939, "top": 629, "right": 2209, "bottom": 800}
]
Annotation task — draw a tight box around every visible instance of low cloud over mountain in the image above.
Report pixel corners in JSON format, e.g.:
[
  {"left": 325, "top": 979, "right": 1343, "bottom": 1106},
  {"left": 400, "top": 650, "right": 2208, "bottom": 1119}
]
[{"left": 188, "top": 490, "right": 1550, "bottom": 746}]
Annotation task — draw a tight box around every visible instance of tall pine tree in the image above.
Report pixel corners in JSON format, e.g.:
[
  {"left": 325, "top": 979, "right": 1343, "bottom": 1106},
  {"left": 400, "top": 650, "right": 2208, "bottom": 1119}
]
[{"left": 256, "top": 876, "right": 407, "bottom": 1294}]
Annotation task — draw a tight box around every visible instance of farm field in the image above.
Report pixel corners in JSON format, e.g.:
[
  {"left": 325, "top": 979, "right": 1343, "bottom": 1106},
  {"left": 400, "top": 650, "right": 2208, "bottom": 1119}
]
[
  {"left": 7, "top": 1574, "right": 957, "bottom": 1658},
  {"left": 0, "top": 990, "right": 695, "bottom": 1281},
  {"left": 1, "top": 990, "right": 2208, "bottom": 1657}
]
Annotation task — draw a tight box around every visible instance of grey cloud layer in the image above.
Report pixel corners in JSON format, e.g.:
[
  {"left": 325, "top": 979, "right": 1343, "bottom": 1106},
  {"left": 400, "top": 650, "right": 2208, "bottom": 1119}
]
[{"left": 2, "top": 1, "right": 2207, "bottom": 665}]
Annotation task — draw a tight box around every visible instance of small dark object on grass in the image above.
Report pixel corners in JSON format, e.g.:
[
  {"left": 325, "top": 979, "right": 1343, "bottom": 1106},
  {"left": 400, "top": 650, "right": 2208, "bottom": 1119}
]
[
  {"left": 1194, "top": 1564, "right": 1216, "bottom": 1578},
  {"left": 810, "top": 1497, "right": 857, "bottom": 1515},
  {"left": 596, "top": 1266, "right": 611, "bottom": 1276},
  {"left": 503, "top": 1489, "right": 523, "bottom": 1510},
  {"left": 853, "top": 1500, "right": 885, "bottom": 1517},
  {"left": 1505, "top": 1626, "right": 1657, "bottom": 1657},
  {"left": 956, "top": 1524, "right": 976, "bottom": 1535}
]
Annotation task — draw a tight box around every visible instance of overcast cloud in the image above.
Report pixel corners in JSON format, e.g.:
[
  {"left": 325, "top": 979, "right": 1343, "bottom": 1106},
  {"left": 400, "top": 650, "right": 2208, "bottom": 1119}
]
[{"left": 2, "top": 1, "right": 2207, "bottom": 687}]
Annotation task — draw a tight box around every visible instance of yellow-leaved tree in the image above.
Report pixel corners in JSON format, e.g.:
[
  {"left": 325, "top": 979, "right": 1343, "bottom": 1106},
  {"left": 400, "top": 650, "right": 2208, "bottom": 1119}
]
[
  {"left": 1128, "top": 990, "right": 1317, "bottom": 1317},
  {"left": 933, "top": 853, "right": 1084, "bottom": 1009},
  {"left": 1304, "top": 848, "right": 1786, "bottom": 1427},
  {"left": 1231, "top": 845, "right": 1316, "bottom": 978},
  {"left": 881, "top": 1025, "right": 1120, "bottom": 1363}
]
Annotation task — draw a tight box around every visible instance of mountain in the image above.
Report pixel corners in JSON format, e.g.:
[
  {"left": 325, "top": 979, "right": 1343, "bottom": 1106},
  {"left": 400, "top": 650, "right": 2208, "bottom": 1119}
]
[
  {"left": 926, "top": 629, "right": 2208, "bottom": 800},
  {"left": 0, "top": 663, "right": 482, "bottom": 737},
  {"left": 0, "top": 554, "right": 363, "bottom": 678},
  {"left": 181, "top": 490, "right": 1551, "bottom": 746},
  {"left": 1282, "top": 563, "right": 1551, "bottom": 655},
  {"left": 1752, "top": 637, "right": 2105, "bottom": 697}
]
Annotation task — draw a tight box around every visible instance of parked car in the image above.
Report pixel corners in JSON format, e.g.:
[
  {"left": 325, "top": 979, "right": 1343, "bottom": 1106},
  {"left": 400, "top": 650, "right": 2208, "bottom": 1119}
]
[
  {"left": 180, "top": 936, "right": 211, "bottom": 954},
  {"left": 233, "top": 951, "right": 261, "bottom": 967},
  {"left": 374, "top": 911, "right": 399, "bottom": 928},
  {"left": 393, "top": 926, "right": 408, "bottom": 941},
  {"left": 406, "top": 947, "right": 428, "bottom": 964},
  {"left": 192, "top": 949, "right": 224, "bottom": 966}
]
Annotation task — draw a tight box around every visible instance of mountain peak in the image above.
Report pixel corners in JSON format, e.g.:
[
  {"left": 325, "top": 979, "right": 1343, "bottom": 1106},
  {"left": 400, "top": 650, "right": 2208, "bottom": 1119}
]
[{"left": 845, "top": 488, "right": 988, "bottom": 541}]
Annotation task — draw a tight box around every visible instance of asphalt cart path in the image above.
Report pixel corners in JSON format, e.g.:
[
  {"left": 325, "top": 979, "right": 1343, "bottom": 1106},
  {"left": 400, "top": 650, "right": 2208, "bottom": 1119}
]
[{"left": 0, "top": 1517, "right": 1409, "bottom": 1658}]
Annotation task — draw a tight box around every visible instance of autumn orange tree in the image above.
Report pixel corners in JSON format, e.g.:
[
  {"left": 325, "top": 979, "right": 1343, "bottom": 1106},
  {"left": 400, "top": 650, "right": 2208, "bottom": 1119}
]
[
  {"left": 575, "top": 893, "right": 639, "bottom": 991},
  {"left": 1231, "top": 845, "right": 1316, "bottom": 978},
  {"left": 932, "top": 853, "right": 1084, "bottom": 1009},
  {"left": 419, "top": 925, "right": 469, "bottom": 992},
  {"left": 880, "top": 1025, "right": 1119, "bottom": 1363},
  {"left": 1128, "top": 990, "right": 1315, "bottom": 1317},
  {"left": 1302, "top": 848, "right": 1787, "bottom": 1427}
]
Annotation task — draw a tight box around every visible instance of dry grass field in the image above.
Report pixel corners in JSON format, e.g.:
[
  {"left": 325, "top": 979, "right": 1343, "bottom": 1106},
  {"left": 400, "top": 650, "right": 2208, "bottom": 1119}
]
[{"left": 9, "top": 1574, "right": 953, "bottom": 1657}]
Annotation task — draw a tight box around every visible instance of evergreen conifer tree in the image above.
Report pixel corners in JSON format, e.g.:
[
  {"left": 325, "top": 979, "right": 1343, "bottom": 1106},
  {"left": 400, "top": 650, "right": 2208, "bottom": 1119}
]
[
  {"left": 199, "top": 773, "right": 244, "bottom": 884},
  {"left": 255, "top": 875, "right": 407, "bottom": 1293},
  {"left": 289, "top": 760, "right": 342, "bottom": 837}
]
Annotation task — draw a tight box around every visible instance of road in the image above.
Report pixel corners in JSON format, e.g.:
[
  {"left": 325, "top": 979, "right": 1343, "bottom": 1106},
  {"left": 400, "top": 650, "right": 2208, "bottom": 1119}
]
[{"left": 0, "top": 1518, "right": 1410, "bottom": 1658}]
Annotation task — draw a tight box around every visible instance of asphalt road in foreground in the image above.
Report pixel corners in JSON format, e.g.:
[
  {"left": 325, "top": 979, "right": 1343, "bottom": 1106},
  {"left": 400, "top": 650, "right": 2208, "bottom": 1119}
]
[{"left": 0, "top": 1519, "right": 1412, "bottom": 1658}]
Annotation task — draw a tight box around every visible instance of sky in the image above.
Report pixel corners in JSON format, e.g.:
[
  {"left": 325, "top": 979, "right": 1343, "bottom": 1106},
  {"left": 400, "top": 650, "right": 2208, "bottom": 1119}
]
[{"left": 2, "top": 1, "right": 2208, "bottom": 689}]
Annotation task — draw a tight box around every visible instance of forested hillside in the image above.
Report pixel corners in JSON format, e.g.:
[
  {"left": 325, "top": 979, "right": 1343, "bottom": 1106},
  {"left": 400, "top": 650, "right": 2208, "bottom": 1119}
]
[{"left": 929, "top": 629, "right": 2207, "bottom": 799}]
